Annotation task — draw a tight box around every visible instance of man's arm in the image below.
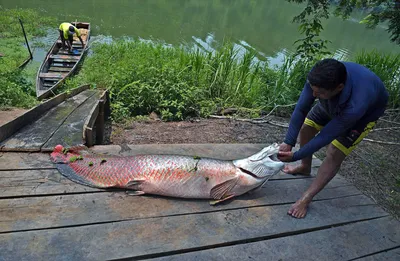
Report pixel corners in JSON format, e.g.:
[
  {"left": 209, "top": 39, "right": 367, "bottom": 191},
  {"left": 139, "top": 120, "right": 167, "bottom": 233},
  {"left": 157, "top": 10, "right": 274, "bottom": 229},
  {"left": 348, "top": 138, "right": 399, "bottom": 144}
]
[
  {"left": 78, "top": 36, "right": 84, "bottom": 48},
  {"left": 284, "top": 82, "right": 316, "bottom": 147},
  {"left": 292, "top": 103, "right": 369, "bottom": 161}
]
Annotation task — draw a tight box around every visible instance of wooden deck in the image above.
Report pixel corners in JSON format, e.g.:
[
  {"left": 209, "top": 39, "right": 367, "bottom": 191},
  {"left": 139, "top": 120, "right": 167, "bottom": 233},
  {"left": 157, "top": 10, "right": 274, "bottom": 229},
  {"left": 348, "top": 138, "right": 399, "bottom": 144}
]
[
  {"left": 0, "top": 144, "right": 399, "bottom": 261},
  {"left": 0, "top": 85, "right": 109, "bottom": 152}
]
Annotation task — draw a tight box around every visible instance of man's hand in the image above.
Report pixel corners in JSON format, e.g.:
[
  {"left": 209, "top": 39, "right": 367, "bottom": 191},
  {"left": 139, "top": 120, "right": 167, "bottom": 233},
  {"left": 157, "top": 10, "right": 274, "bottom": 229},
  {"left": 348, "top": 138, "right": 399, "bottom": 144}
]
[
  {"left": 278, "top": 151, "right": 294, "bottom": 162},
  {"left": 279, "top": 142, "right": 292, "bottom": 152}
]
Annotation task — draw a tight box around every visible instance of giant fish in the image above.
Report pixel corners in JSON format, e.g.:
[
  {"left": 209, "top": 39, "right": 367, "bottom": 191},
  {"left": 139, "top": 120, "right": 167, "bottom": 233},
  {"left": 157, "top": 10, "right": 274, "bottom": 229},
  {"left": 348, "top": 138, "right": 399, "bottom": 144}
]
[{"left": 50, "top": 143, "right": 284, "bottom": 204}]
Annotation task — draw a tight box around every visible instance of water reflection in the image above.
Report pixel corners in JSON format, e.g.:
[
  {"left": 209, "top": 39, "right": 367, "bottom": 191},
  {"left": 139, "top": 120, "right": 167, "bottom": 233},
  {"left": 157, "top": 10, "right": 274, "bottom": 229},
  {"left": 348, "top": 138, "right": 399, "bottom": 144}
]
[{"left": 3, "top": 0, "right": 398, "bottom": 67}]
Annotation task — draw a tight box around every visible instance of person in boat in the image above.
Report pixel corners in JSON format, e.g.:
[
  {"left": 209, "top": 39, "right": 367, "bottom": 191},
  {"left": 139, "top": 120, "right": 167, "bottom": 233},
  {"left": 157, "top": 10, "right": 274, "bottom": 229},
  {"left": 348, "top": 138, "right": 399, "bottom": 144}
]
[
  {"left": 277, "top": 58, "right": 389, "bottom": 219},
  {"left": 58, "top": 22, "right": 84, "bottom": 52}
]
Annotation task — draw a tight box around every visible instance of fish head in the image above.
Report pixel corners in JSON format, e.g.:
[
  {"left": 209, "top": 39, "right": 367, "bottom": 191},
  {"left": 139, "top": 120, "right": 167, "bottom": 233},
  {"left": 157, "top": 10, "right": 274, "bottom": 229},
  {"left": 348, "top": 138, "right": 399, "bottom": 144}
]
[
  {"left": 231, "top": 143, "right": 285, "bottom": 195},
  {"left": 50, "top": 144, "right": 86, "bottom": 163}
]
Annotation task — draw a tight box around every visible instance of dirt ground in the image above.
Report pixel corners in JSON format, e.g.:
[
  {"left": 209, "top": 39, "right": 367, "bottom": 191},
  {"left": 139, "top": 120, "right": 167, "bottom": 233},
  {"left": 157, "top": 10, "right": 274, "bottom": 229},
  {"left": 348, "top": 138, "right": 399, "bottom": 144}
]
[
  {"left": 108, "top": 115, "right": 400, "bottom": 220},
  {"left": 0, "top": 108, "right": 28, "bottom": 126}
]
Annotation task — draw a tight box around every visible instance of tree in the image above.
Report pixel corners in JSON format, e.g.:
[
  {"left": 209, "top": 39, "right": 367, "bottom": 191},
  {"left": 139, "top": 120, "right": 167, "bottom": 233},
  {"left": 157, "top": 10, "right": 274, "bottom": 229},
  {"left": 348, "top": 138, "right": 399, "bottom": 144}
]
[{"left": 288, "top": 0, "right": 400, "bottom": 45}]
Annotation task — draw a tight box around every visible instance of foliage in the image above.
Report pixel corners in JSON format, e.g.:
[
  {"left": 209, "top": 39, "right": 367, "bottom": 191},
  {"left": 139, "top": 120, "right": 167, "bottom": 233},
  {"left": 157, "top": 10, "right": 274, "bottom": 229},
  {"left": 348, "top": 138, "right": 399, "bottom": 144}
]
[
  {"left": 0, "top": 7, "right": 56, "bottom": 108},
  {"left": 0, "top": 70, "right": 38, "bottom": 108},
  {"left": 66, "top": 39, "right": 290, "bottom": 122},
  {"left": 287, "top": 0, "right": 400, "bottom": 45},
  {"left": 354, "top": 49, "right": 400, "bottom": 108},
  {"left": 287, "top": 0, "right": 332, "bottom": 61}
]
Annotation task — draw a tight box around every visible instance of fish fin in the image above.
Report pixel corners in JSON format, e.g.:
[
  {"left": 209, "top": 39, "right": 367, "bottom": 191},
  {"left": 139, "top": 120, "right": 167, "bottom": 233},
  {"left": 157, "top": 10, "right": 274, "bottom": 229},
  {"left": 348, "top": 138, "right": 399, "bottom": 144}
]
[
  {"left": 210, "top": 178, "right": 238, "bottom": 200},
  {"left": 209, "top": 194, "right": 235, "bottom": 205},
  {"left": 126, "top": 180, "right": 146, "bottom": 190},
  {"left": 126, "top": 190, "right": 145, "bottom": 196}
]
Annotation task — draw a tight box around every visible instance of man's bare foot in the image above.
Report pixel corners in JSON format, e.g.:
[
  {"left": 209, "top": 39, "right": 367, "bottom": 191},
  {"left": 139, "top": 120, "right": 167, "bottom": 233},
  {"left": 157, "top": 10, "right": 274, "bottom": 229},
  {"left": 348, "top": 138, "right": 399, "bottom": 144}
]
[
  {"left": 288, "top": 199, "right": 310, "bottom": 218},
  {"left": 282, "top": 164, "right": 311, "bottom": 176}
]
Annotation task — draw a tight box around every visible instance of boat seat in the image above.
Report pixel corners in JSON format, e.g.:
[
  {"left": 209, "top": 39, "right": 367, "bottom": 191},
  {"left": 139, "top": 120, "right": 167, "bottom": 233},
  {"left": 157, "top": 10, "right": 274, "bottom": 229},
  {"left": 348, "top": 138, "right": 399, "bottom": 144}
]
[
  {"left": 39, "top": 72, "right": 68, "bottom": 78},
  {"left": 49, "top": 55, "right": 80, "bottom": 60}
]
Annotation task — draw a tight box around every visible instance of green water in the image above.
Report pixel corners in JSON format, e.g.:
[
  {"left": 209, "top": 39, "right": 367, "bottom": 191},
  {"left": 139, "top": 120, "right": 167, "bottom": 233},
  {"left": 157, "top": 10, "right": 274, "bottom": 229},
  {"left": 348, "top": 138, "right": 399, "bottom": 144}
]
[{"left": 2, "top": 0, "right": 399, "bottom": 65}]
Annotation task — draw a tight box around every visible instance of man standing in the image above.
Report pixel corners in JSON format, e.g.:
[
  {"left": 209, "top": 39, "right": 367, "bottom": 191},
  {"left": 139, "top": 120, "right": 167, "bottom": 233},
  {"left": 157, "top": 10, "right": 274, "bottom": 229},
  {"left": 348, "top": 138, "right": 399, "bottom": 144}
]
[
  {"left": 58, "top": 22, "right": 84, "bottom": 51},
  {"left": 278, "top": 58, "right": 389, "bottom": 219}
]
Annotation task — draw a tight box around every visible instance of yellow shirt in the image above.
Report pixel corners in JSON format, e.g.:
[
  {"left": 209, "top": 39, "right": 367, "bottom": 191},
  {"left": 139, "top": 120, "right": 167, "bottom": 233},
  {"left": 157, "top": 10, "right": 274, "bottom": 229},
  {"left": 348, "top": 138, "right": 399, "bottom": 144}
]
[{"left": 59, "top": 23, "right": 81, "bottom": 39}]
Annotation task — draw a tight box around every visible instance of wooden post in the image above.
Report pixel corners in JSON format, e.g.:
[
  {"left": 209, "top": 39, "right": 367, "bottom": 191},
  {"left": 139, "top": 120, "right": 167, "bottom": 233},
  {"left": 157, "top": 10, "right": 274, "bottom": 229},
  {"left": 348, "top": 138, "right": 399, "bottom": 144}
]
[
  {"left": 95, "top": 99, "right": 105, "bottom": 145},
  {"left": 19, "top": 18, "right": 33, "bottom": 60}
]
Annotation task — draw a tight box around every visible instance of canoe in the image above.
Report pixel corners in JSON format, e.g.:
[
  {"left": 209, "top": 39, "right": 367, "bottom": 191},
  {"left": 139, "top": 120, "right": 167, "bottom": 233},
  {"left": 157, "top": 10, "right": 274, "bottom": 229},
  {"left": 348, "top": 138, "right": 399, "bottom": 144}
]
[{"left": 36, "top": 22, "right": 91, "bottom": 100}]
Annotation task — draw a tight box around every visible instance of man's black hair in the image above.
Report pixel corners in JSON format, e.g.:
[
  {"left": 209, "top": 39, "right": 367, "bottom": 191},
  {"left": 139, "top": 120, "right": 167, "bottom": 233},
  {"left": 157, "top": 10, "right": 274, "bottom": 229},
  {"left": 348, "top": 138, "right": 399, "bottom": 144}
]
[
  {"left": 69, "top": 25, "right": 75, "bottom": 32},
  {"left": 307, "top": 58, "right": 347, "bottom": 90}
]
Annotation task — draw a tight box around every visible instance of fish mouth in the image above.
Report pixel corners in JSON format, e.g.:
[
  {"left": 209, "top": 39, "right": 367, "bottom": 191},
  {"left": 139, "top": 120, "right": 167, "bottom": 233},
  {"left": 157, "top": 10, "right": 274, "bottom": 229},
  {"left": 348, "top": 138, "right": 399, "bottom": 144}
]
[
  {"left": 238, "top": 167, "right": 266, "bottom": 180},
  {"left": 268, "top": 153, "right": 281, "bottom": 162}
]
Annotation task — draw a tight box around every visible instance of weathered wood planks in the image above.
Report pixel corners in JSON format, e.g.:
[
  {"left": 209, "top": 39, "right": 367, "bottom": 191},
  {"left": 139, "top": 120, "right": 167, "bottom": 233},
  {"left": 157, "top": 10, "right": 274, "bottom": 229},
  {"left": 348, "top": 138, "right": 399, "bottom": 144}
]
[
  {"left": 151, "top": 217, "right": 400, "bottom": 261},
  {"left": 41, "top": 91, "right": 103, "bottom": 151},
  {"left": 0, "top": 177, "right": 360, "bottom": 233},
  {"left": 0, "top": 90, "right": 96, "bottom": 151},
  {"left": 0, "top": 195, "right": 389, "bottom": 260},
  {"left": 0, "top": 85, "right": 90, "bottom": 144},
  {"left": 0, "top": 169, "right": 100, "bottom": 198},
  {"left": 0, "top": 152, "right": 54, "bottom": 170}
]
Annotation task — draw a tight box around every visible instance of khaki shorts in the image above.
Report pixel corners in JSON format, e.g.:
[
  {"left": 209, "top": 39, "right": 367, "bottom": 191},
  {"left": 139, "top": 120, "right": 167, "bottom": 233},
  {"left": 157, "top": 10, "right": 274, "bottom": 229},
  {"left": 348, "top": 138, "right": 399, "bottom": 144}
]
[{"left": 305, "top": 102, "right": 376, "bottom": 156}]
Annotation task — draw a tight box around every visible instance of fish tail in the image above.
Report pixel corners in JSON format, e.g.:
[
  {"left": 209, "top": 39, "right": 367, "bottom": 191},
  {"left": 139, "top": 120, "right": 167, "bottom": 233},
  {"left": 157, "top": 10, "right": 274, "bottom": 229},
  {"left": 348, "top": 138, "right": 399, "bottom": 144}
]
[
  {"left": 50, "top": 144, "right": 99, "bottom": 188},
  {"left": 55, "top": 163, "right": 99, "bottom": 188}
]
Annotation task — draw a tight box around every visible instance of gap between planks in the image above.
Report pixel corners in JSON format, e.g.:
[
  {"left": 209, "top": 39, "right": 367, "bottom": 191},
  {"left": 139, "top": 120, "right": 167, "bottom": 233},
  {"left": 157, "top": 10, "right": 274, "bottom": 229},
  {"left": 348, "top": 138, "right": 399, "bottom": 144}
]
[{"left": 348, "top": 245, "right": 400, "bottom": 261}]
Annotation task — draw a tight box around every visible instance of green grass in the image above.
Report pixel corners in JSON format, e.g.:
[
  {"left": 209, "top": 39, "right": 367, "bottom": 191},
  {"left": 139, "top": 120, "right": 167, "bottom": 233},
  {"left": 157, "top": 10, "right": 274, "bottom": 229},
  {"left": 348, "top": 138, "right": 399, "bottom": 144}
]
[
  {"left": 66, "top": 39, "right": 309, "bottom": 121},
  {"left": 0, "top": 7, "right": 57, "bottom": 109},
  {"left": 354, "top": 49, "right": 400, "bottom": 109},
  {"left": 64, "top": 39, "right": 400, "bottom": 122}
]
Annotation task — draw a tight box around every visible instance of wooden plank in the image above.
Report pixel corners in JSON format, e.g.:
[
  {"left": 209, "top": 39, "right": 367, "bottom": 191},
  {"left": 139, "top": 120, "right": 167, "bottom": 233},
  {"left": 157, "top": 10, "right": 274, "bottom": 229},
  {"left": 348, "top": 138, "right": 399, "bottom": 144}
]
[
  {"left": 0, "top": 177, "right": 359, "bottom": 232},
  {"left": 42, "top": 78, "right": 61, "bottom": 82},
  {"left": 48, "top": 66, "right": 72, "bottom": 72},
  {"left": 0, "top": 90, "right": 97, "bottom": 151},
  {"left": 83, "top": 90, "right": 108, "bottom": 146},
  {"left": 49, "top": 54, "right": 79, "bottom": 60},
  {"left": 151, "top": 217, "right": 400, "bottom": 261},
  {"left": 0, "top": 195, "right": 389, "bottom": 260},
  {"left": 56, "top": 40, "right": 85, "bottom": 48},
  {"left": 0, "top": 152, "right": 54, "bottom": 170},
  {"left": 39, "top": 72, "right": 68, "bottom": 78},
  {"left": 52, "top": 58, "right": 77, "bottom": 63},
  {"left": 0, "top": 169, "right": 100, "bottom": 198},
  {"left": 43, "top": 83, "right": 55, "bottom": 88},
  {"left": 41, "top": 91, "right": 102, "bottom": 151},
  {"left": 0, "top": 85, "right": 89, "bottom": 144},
  {"left": 51, "top": 63, "right": 74, "bottom": 68},
  {"left": 57, "top": 50, "right": 81, "bottom": 55},
  {"left": 357, "top": 248, "right": 400, "bottom": 261}
]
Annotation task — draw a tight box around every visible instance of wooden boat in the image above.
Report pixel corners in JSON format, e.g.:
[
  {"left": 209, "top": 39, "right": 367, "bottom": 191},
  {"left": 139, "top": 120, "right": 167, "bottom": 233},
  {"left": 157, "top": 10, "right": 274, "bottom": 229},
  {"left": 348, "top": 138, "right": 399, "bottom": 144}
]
[{"left": 36, "top": 22, "right": 91, "bottom": 100}]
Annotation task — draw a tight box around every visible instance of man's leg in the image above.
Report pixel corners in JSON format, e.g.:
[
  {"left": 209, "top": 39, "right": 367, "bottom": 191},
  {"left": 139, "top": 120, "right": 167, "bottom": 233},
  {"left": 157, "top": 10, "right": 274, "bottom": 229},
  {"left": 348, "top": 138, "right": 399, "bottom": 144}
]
[
  {"left": 68, "top": 35, "right": 74, "bottom": 52},
  {"left": 288, "top": 144, "right": 346, "bottom": 218},
  {"left": 287, "top": 120, "right": 376, "bottom": 218},
  {"left": 284, "top": 102, "right": 329, "bottom": 175},
  {"left": 59, "top": 30, "right": 66, "bottom": 49},
  {"left": 283, "top": 123, "right": 319, "bottom": 175}
]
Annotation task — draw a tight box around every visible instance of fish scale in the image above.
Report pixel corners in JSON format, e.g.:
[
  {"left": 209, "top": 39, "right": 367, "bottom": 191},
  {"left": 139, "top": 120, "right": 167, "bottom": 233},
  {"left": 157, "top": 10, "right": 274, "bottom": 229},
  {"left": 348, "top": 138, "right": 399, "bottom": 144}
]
[{"left": 50, "top": 144, "right": 284, "bottom": 204}]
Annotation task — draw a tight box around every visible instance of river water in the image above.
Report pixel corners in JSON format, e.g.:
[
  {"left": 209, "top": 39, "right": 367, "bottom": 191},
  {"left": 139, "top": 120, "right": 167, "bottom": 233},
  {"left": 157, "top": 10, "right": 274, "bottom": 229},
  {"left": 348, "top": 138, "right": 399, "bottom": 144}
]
[{"left": 2, "top": 0, "right": 399, "bottom": 66}]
